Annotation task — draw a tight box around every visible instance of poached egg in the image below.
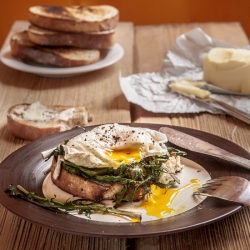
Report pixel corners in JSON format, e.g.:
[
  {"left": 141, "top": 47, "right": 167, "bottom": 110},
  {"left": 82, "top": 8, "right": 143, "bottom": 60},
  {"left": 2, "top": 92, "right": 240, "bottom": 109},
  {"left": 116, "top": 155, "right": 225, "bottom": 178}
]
[{"left": 63, "top": 123, "right": 169, "bottom": 169}]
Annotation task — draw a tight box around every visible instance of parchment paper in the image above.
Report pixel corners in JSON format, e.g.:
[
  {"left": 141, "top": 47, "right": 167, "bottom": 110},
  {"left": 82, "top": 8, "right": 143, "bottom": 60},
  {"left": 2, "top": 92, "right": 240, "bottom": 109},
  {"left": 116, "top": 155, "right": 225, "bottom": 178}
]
[{"left": 119, "top": 28, "right": 250, "bottom": 114}]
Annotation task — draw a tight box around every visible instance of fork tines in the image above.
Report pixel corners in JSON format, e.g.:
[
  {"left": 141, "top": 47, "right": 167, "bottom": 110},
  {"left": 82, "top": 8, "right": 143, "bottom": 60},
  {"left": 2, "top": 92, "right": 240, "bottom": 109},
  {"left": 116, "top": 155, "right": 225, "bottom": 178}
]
[{"left": 193, "top": 178, "right": 227, "bottom": 194}]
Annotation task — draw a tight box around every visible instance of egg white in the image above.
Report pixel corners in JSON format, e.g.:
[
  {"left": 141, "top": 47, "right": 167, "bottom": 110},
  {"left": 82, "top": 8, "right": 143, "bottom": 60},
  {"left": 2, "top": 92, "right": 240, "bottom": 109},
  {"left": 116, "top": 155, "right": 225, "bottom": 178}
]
[{"left": 63, "top": 123, "right": 169, "bottom": 169}]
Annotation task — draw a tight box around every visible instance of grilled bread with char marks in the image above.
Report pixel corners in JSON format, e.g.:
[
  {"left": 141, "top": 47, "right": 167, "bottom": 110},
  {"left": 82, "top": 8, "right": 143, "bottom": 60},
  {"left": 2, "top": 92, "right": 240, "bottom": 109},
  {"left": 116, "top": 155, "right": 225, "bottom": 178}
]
[
  {"left": 28, "top": 24, "right": 116, "bottom": 49},
  {"left": 29, "top": 5, "right": 119, "bottom": 33},
  {"left": 50, "top": 157, "right": 146, "bottom": 202},
  {"left": 10, "top": 31, "right": 100, "bottom": 67}
]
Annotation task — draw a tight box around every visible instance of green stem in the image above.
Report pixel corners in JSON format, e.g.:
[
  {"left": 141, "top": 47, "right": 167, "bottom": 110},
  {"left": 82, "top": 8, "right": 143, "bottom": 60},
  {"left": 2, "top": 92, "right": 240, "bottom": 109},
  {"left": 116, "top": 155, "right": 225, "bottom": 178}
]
[{"left": 6, "top": 185, "right": 141, "bottom": 222}]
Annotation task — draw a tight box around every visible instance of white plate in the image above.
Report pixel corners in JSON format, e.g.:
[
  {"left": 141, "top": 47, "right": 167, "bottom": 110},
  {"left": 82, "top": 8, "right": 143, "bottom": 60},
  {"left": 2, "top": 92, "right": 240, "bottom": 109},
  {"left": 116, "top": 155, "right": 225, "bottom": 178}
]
[
  {"left": 0, "top": 43, "right": 124, "bottom": 77},
  {"left": 43, "top": 157, "right": 210, "bottom": 223}
]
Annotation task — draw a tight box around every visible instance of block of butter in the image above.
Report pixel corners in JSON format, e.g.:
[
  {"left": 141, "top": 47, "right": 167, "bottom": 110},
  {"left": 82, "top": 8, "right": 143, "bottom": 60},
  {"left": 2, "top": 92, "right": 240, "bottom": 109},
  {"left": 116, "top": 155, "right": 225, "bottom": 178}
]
[
  {"left": 203, "top": 48, "right": 250, "bottom": 94},
  {"left": 169, "top": 79, "right": 210, "bottom": 99}
]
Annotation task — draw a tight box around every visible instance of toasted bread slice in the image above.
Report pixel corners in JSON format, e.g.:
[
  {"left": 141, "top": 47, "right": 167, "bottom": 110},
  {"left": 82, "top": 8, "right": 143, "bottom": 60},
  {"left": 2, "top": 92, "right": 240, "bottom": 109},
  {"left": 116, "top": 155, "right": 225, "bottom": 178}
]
[
  {"left": 28, "top": 25, "right": 116, "bottom": 49},
  {"left": 10, "top": 31, "right": 100, "bottom": 67},
  {"left": 50, "top": 158, "right": 145, "bottom": 202},
  {"left": 29, "top": 5, "right": 119, "bottom": 33},
  {"left": 7, "top": 102, "right": 93, "bottom": 141}
]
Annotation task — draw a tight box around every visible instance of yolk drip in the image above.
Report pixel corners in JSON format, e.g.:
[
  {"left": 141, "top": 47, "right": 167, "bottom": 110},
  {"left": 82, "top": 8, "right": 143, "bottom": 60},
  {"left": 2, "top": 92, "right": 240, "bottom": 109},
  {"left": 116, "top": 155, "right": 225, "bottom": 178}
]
[
  {"left": 105, "top": 149, "right": 141, "bottom": 165},
  {"left": 190, "top": 178, "right": 200, "bottom": 184},
  {"left": 138, "top": 180, "right": 200, "bottom": 218}
]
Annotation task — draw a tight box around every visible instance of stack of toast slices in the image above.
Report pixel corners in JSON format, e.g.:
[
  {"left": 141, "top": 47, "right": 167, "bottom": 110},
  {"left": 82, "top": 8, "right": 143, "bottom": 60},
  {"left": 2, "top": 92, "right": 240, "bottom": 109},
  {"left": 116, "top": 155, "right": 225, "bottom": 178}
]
[{"left": 10, "top": 5, "right": 119, "bottom": 67}]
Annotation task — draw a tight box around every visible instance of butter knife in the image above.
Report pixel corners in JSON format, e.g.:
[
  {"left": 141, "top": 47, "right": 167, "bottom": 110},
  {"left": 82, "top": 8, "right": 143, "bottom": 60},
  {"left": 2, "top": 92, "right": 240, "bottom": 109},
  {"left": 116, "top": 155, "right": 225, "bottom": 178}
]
[
  {"left": 169, "top": 87, "right": 250, "bottom": 125},
  {"left": 159, "top": 126, "right": 250, "bottom": 170}
]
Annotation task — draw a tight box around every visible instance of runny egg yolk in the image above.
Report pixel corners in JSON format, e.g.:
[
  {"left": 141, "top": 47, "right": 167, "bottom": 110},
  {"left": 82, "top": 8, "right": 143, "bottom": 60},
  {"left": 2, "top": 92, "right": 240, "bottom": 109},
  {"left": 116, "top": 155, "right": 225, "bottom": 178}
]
[
  {"left": 138, "top": 179, "right": 200, "bottom": 218},
  {"left": 105, "top": 148, "right": 141, "bottom": 167}
]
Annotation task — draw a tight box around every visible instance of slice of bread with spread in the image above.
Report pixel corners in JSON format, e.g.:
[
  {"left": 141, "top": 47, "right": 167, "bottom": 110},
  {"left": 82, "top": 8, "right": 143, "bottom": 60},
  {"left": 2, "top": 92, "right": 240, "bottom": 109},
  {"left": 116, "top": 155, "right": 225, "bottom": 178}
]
[
  {"left": 10, "top": 31, "right": 100, "bottom": 67},
  {"left": 29, "top": 5, "right": 119, "bottom": 33},
  {"left": 28, "top": 24, "right": 116, "bottom": 49},
  {"left": 7, "top": 102, "right": 93, "bottom": 141}
]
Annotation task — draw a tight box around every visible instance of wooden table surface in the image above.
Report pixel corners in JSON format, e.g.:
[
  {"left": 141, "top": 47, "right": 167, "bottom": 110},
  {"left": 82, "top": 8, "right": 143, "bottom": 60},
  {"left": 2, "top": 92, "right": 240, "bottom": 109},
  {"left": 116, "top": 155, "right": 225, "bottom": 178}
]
[{"left": 0, "top": 20, "right": 250, "bottom": 250}]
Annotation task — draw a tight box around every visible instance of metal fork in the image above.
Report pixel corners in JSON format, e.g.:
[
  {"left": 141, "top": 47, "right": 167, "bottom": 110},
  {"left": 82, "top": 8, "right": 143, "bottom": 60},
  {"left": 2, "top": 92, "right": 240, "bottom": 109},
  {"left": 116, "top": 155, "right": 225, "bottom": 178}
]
[{"left": 193, "top": 176, "right": 250, "bottom": 206}]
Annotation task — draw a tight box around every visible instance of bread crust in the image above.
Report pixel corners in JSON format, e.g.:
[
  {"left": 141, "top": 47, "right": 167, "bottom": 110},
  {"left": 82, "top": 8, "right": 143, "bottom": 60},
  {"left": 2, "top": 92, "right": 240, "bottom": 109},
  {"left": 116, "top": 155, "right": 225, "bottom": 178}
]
[
  {"left": 7, "top": 103, "right": 92, "bottom": 141},
  {"left": 28, "top": 25, "right": 116, "bottom": 49},
  {"left": 29, "top": 5, "right": 119, "bottom": 33},
  {"left": 10, "top": 31, "right": 100, "bottom": 67},
  {"left": 50, "top": 158, "right": 146, "bottom": 202}
]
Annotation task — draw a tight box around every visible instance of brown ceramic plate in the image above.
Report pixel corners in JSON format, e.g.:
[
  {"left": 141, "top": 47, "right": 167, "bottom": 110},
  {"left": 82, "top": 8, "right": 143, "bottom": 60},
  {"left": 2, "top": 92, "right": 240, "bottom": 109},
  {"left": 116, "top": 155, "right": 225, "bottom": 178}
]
[{"left": 0, "top": 123, "right": 250, "bottom": 237}]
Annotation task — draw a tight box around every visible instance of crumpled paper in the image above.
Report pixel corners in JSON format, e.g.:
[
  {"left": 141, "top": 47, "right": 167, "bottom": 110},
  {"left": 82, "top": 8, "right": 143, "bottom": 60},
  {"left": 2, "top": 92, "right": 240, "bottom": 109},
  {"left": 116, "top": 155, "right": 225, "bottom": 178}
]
[{"left": 119, "top": 28, "right": 250, "bottom": 114}]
